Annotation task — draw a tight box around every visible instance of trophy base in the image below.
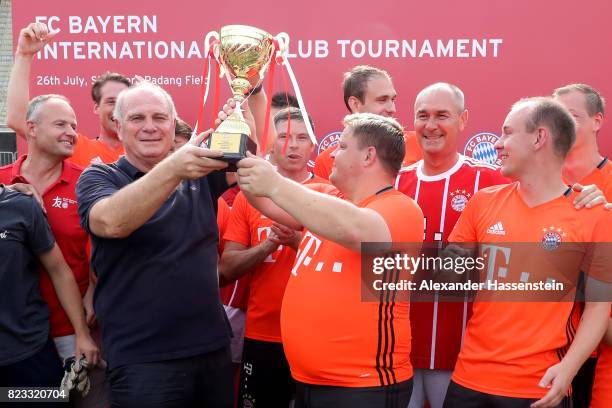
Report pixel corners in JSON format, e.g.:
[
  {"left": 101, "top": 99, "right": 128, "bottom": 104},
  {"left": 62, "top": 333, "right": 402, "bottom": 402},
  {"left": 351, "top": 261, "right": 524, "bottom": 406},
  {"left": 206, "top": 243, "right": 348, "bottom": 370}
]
[{"left": 206, "top": 132, "right": 257, "bottom": 172}]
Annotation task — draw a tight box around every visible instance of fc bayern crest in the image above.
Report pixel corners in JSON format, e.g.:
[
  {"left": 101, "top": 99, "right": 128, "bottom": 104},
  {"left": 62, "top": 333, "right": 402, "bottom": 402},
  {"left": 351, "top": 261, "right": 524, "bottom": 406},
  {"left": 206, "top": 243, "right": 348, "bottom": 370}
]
[
  {"left": 464, "top": 132, "right": 501, "bottom": 166},
  {"left": 541, "top": 226, "right": 566, "bottom": 251},
  {"left": 317, "top": 131, "right": 342, "bottom": 155},
  {"left": 450, "top": 189, "right": 471, "bottom": 212}
]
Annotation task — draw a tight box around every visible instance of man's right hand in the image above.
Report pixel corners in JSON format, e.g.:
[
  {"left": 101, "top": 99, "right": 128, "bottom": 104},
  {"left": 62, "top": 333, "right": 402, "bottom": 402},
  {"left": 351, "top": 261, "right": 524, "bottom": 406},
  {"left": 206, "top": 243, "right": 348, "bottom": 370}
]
[
  {"left": 165, "top": 129, "right": 228, "bottom": 180},
  {"left": 17, "top": 22, "right": 58, "bottom": 57}
]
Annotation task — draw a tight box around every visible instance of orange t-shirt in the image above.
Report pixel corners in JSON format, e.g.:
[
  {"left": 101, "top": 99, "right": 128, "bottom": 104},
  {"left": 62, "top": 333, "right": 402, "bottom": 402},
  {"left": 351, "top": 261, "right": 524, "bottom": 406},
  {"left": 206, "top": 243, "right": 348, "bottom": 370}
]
[
  {"left": 590, "top": 310, "right": 612, "bottom": 408},
  {"left": 223, "top": 175, "right": 328, "bottom": 342},
  {"left": 68, "top": 133, "right": 124, "bottom": 168},
  {"left": 449, "top": 182, "right": 611, "bottom": 399},
  {"left": 281, "top": 189, "right": 424, "bottom": 387},
  {"left": 313, "top": 131, "right": 422, "bottom": 180},
  {"left": 579, "top": 157, "right": 612, "bottom": 200}
]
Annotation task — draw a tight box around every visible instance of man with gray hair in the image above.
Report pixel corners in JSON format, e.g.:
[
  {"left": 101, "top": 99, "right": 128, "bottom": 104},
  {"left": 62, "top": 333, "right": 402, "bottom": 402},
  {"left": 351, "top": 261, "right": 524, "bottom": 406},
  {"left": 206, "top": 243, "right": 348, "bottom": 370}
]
[
  {"left": 76, "top": 81, "right": 237, "bottom": 407},
  {"left": 235, "top": 112, "right": 425, "bottom": 407},
  {"left": 395, "top": 82, "right": 507, "bottom": 408}
]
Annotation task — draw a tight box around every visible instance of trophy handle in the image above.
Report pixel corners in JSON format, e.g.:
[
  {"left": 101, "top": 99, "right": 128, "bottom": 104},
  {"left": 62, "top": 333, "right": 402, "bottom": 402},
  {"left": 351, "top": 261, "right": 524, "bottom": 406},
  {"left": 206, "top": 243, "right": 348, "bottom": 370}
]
[
  {"left": 204, "top": 31, "right": 220, "bottom": 57},
  {"left": 274, "top": 32, "right": 290, "bottom": 64},
  {"left": 205, "top": 31, "right": 226, "bottom": 77}
]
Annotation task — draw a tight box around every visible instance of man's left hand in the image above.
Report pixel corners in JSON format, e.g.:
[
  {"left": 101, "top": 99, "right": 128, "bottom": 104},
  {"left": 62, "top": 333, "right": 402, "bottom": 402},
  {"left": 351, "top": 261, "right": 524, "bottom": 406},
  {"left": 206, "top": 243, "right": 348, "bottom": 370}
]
[{"left": 530, "top": 362, "right": 573, "bottom": 408}]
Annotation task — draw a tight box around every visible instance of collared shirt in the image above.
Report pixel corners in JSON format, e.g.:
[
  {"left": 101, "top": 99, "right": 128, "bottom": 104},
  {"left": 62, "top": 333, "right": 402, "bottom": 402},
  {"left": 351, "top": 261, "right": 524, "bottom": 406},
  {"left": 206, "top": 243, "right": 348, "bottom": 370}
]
[
  {"left": 0, "top": 156, "right": 89, "bottom": 337},
  {"left": 76, "top": 157, "right": 229, "bottom": 368},
  {"left": 0, "top": 186, "right": 55, "bottom": 365}
]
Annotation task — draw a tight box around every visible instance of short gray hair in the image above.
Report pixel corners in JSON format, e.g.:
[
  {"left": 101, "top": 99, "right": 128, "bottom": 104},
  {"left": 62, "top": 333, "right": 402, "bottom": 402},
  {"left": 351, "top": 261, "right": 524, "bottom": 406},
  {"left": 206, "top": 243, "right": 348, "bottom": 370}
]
[
  {"left": 113, "top": 81, "right": 177, "bottom": 124},
  {"left": 26, "top": 94, "right": 71, "bottom": 122},
  {"left": 417, "top": 82, "right": 465, "bottom": 112}
]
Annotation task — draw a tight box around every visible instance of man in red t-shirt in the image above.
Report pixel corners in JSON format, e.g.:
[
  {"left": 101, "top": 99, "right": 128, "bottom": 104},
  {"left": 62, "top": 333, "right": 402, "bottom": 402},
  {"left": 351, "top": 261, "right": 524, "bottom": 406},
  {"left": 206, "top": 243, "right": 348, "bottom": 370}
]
[
  {"left": 221, "top": 108, "right": 327, "bottom": 407},
  {"left": 7, "top": 22, "right": 129, "bottom": 168},
  {"left": 313, "top": 65, "right": 421, "bottom": 179},
  {"left": 445, "top": 97, "right": 610, "bottom": 407},
  {"left": 237, "top": 113, "right": 424, "bottom": 407},
  {"left": 395, "top": 82, "right": 507, "bottom": 408}
]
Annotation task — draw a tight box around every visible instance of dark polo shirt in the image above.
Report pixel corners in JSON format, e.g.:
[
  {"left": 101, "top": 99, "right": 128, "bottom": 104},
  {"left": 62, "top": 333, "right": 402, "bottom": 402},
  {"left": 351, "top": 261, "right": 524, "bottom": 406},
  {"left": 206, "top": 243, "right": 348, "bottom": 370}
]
[
  {"left": 76, "top": 157, "right": 229, "bottom": 369},
  {"left": 0, "top": 186, "right": 55, "bottom": 366}
]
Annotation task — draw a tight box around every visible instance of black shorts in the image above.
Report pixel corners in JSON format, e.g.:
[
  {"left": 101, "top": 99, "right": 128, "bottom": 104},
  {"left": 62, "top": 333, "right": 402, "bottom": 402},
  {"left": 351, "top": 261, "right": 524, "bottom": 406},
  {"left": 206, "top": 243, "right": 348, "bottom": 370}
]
[
  {"left": 295, "top": 378, "right": 413, "bottom": 408},
  {"left": 238, "top": 337, "right": 295, "bottom": 408},
  {"left": 443, "top": 380, "right": 573, "bottom": 408}
]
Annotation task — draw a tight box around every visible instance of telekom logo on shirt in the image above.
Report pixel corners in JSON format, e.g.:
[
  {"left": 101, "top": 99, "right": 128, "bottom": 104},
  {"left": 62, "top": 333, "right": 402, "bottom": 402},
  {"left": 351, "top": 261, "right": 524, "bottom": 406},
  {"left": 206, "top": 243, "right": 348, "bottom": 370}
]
[{"left": 291, "top": 231, "right": 322, "bottom": 276}]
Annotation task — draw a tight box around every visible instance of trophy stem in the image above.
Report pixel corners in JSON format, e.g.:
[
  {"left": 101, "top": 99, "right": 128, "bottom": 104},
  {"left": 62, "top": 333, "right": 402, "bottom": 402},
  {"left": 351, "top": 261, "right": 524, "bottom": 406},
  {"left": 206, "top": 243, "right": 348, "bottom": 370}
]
[{"left": 216, "top": 106, "right": 251, "bottom": 137}]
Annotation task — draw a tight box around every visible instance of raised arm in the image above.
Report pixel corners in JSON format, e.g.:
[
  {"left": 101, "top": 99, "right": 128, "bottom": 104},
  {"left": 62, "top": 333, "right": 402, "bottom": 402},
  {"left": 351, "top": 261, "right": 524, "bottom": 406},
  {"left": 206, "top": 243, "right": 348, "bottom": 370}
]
[
  {"left": 237, "top": 154, "right": 390, "bottom": 252},
  {"left": 7, "top": 22, "right": 57, "bottom": 137},
  {"left": 80, "top": 131, "right": 227, "bottom": 238}
]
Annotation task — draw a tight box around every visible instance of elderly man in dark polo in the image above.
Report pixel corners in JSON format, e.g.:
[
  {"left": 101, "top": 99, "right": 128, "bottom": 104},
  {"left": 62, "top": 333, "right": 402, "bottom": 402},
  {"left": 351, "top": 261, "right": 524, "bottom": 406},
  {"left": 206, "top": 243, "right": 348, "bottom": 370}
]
[{"left": 76, "top": 81, "right": 235, "bottom": 408}]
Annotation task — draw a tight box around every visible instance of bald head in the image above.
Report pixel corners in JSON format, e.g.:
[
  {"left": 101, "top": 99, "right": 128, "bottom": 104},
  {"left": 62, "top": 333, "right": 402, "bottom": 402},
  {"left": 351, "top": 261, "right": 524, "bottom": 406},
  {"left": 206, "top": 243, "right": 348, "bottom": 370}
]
[{"left": 415, "top": 82, "right": 465, "bottom": 113}]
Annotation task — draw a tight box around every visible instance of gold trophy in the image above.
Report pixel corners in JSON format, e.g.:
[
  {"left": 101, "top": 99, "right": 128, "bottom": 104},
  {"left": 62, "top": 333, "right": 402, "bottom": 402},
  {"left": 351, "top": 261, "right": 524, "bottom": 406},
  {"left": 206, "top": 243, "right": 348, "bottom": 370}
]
[{"left": 205, "top": 25, "right": 276, "bottom": 167}]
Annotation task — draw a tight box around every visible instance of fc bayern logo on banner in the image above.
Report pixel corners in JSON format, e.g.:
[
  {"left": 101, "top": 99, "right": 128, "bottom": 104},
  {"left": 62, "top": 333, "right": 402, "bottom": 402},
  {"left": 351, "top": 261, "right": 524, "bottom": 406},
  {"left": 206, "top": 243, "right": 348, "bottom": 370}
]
[
  {"left": 464, "top": 132, "right": 501, "bottom": 166},
  {"left": 317, "top": 131, "right": 342, "bottom": 155}
]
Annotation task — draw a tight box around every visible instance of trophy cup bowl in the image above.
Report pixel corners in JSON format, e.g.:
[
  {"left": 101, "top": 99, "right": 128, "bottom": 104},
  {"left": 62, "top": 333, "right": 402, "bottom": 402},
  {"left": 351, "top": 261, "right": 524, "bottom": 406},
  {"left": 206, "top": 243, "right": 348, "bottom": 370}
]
[{"left": 207, "top": 25, "right": 275, "bottom": 169}]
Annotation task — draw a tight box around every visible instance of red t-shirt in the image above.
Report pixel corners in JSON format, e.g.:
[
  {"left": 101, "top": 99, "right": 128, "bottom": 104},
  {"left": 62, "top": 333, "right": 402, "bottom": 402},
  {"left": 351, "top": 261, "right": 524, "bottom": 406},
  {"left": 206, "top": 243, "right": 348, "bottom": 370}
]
[
  {"left": 281, "top": 189, "right": 424, "bottom": 387},
  {"left": 449, "top": 183, "right": 610, "bottom": 398},
  {"left": 396, "top": 155, "right": 506, "bottom": 370},
  {"left": 314, "top": 131, "right": 422, "bottom": 180},
  {"left": 68, "top": 133, "right": 124, "bottom": 168},
  {"left": 0, "top": 155, "right": 89, "bottom": 337},
  {"left": 223, "top": 174, "right": 328, "bottom": 342}
]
